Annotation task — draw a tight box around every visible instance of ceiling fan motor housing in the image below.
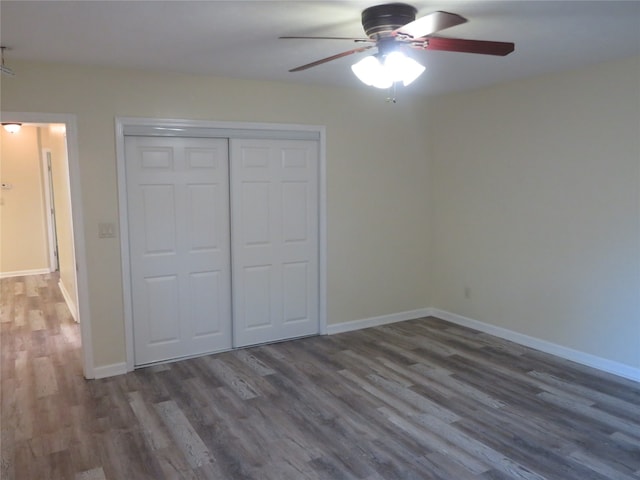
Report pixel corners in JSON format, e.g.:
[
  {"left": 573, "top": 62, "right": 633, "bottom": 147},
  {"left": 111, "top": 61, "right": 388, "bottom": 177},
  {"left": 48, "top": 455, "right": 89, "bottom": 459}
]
[{"left": 362, "top": 3, "right": 417, "bottom": 38}]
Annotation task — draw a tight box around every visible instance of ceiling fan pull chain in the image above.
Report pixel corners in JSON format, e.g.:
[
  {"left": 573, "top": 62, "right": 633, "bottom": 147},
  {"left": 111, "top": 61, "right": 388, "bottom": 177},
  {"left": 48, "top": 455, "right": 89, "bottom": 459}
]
[{"left": 386, "top": 83, "right": 398, "bottom": 104}]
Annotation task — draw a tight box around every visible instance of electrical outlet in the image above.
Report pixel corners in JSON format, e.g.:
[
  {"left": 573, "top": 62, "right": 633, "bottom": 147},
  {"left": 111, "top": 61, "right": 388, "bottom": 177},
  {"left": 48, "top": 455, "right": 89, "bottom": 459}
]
[
  {"left": 98, "top": 222, "right": 116, "bottom": 238},
  {"left": 464, "top": 286, "right": 471, "bottom": 299}
]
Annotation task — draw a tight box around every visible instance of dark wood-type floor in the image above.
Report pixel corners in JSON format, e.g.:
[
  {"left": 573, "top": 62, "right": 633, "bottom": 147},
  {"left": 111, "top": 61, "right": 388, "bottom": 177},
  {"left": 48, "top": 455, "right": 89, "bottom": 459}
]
[{"left": 1, "top": 274, "right": 639, "bottom": 479}]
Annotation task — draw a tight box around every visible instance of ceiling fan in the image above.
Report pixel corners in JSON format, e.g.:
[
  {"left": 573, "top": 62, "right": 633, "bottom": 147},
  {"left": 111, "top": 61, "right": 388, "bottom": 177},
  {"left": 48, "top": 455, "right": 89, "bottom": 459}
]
[{"left": 280, "top": 3, "right": 514, "bottom": 88}]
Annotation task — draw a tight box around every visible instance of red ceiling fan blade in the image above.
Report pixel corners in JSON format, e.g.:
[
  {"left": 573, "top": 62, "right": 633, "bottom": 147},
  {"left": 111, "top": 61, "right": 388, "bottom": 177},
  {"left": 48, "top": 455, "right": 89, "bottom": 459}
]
[
  {"left": 426, "top": 37, "right": 515, "bottom": 56},
  {"left": 394, "top": 11, "right": 467, "bottom": 39},
  {"left": 288, "top": 45, "right": 375, "bottom": 72}
]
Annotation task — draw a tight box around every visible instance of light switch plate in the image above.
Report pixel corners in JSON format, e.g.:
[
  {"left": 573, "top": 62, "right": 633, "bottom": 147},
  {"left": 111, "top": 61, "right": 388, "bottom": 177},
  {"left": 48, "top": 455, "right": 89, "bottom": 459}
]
[{"left": 98, "top": 222, "right": 116, "bottom": 238}]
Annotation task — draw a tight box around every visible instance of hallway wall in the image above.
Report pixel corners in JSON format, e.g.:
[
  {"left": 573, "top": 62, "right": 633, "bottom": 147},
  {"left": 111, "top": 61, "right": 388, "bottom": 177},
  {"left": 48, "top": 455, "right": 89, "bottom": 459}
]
[
  {"left": 0, "top": 126, "right": 49, "bottom": 276},
  {"left": 40, "top": 125, "right": 78, "bottom": 319}
]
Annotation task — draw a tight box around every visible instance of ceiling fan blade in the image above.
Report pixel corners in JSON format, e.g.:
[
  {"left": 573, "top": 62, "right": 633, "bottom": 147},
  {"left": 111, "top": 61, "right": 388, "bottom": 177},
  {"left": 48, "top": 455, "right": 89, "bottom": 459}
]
[
  {"left": 280, "top": 36, "right": 372, "bottom": 42},
  {"left": 426, "top": 37, "right": 515, "bottom": 56},
  {"left": 289, "top": 45, "right": 375, "bottom": 72},
  {"left": 394, "top": 11, "right": 467, "bottom": 39}
]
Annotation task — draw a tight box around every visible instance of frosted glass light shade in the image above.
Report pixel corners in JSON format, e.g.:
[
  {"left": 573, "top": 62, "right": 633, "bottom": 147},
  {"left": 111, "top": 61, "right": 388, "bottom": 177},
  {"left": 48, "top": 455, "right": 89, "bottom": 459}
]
[
  {"left": 352, "top": 51, "right": 425, "bottom": 88},
  {"left": 384, "top": 51, "right": 425, "bottom": 86},
  {"left": 2, "top": 123, "right": 21, "bottom": 134},
  {"left": 351, "top": 56, "right": 392, "bottom": 89}
]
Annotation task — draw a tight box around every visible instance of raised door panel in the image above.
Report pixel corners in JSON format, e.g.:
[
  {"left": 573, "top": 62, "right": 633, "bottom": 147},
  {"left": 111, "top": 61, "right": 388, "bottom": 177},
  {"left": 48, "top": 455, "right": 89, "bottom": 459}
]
[
  {"left": 144, "top": 275, "right": 180, "bottom": 344},
  {"left": 189, "top": 271, "right": 224, "bottom": 337},
  {"left": 187, "top": 184, "right": 219, "bottom": 252},
  {"left": 140, "top": 185, "right": 177, "bottom": 255},
  {"left": 241, "top": 181, "right": 272, "bottom": 247},
  {"left": 243, "top": 265, "right": 273, "bottom": 329},
  {"left": 283, "top": 261, "right": 309, "bottom": 323},
  {"left": 282, "top": 182, "right": 309, "bottom": 243}
]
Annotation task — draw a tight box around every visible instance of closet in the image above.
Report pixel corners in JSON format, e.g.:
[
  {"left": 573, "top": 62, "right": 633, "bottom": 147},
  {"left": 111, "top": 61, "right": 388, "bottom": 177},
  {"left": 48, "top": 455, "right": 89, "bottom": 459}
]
[{"left": 123, "top": 129, "right": 320, "bottom": 366}]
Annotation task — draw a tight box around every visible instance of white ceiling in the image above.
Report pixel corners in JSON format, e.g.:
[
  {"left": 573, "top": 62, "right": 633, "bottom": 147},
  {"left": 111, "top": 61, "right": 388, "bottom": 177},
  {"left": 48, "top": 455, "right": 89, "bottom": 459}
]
[{"left": 2, "top": 1, "right": 639, "bottom": 96}]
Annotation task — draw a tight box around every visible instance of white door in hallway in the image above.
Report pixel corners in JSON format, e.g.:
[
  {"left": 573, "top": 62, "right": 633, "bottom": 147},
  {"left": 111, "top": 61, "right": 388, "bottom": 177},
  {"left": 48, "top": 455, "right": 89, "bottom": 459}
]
[
  {"left": 231, "top": 139, "right": 319, "bottom": 347},
  {"left": 125, "top": 136, "right": 232, "bottom": 365}
]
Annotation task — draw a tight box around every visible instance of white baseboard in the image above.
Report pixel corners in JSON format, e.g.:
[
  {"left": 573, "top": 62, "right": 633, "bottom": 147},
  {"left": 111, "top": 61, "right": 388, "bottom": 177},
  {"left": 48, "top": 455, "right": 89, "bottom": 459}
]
[
  {"left": 326, "top": 306, "right": 639, "bottom": 383},
  {"left": 93, "top": 308, "right": 639, "bottom": 383},
  {"left": 0, "top": 268, "right": 50, "bottom": 279},
  {"left": 58, "top": 279, "right": 78, "bottom": 323},
  {"left": 431, "top": 309, "right": 640, "bottom": 383},
  {"left": 327, "top": 308, "right": 432, "bottom": 335},
  {"left": 93, "top": 362, "right": 128, "bottom": 379}
]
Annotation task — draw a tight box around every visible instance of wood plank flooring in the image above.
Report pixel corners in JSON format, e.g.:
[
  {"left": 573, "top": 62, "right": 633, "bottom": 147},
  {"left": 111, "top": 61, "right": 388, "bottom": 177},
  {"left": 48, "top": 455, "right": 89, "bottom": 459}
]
[{"left": 1, "top": 273, "right": 639, "bottom": 479}]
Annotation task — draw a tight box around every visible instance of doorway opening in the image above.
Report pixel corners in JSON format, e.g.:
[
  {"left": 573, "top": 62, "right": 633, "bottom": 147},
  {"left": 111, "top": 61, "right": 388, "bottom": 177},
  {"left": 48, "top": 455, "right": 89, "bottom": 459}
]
[
  {"left": 42, "top": 149, "right": 60, "bottom": 273},
  {"left": 0, "top": 112, "right": 93, "bottom": 378}
]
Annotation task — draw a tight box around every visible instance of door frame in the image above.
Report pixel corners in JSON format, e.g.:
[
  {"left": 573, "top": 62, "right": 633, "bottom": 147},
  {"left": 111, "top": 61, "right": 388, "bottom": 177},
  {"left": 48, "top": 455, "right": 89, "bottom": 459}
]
[
  {"left": 0, "top": 111, "right": 94, "bottom": 378},
  {"left": 115, "top": 117, "right": 327, "bottom": 372},
  {"left": 41, "top": 148, "right": 59, "bottom": 272}
]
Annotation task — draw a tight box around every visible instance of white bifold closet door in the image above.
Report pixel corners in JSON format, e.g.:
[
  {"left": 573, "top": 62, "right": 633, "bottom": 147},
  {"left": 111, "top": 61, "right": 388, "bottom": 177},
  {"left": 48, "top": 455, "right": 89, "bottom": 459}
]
[
  {"left": 231, "top": 139, "right": 319, "bottom": 348},
  {"left": 125, "top": 136, "right": 232, "bottom": 366}
]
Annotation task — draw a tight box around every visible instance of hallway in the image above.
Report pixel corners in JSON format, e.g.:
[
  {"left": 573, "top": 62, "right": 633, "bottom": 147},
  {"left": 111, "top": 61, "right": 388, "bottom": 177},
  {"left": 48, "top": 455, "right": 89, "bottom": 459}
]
[{"left": 1, "top": 273, "right": 85, "bottom": 477}]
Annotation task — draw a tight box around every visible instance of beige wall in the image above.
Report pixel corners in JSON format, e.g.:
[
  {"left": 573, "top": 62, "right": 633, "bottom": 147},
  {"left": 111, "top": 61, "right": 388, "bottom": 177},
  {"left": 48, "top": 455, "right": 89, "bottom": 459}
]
[
  {"left": 0, "top": 125, "right": 49, "bottom": 274},
  {"left": 1, "top": 61, "right": 432, "bottom": 368},
  {"left": 40, "top": 125, "right": 77, "bottom": 316},
  {"left": 2, "top": 56, "right": 638, "bottom": 373},
  {"left": 429, "top": 56, "right": 640, "bottom": 369}
]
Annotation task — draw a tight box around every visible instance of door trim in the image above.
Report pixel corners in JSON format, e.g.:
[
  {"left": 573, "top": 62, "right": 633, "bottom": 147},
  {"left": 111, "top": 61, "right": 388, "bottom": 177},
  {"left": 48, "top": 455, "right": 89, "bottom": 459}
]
[
  {"left": 0, "top": 111, "right": 93, "bottom": 378},
  {"left": 115, "top": 117, "right": 327, "bottom": 372},
  {"left": 41, "top": 148, "right": 59, "bottom": 272}
]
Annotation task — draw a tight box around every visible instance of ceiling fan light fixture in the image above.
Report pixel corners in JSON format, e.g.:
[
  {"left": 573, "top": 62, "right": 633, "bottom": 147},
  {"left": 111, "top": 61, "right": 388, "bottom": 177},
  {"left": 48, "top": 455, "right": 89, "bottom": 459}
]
[
  {"left": 384, "top": 51, "right": 425, "bottom": 86},
  {"left": 352, "top": 51, "right": 425, "bottom": 88},
  {"left": 2, "top": 122, "right": 22, "bottom": 134},
  {"left": 351, "top": 55, "right": 393, "bottom": 89}
]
